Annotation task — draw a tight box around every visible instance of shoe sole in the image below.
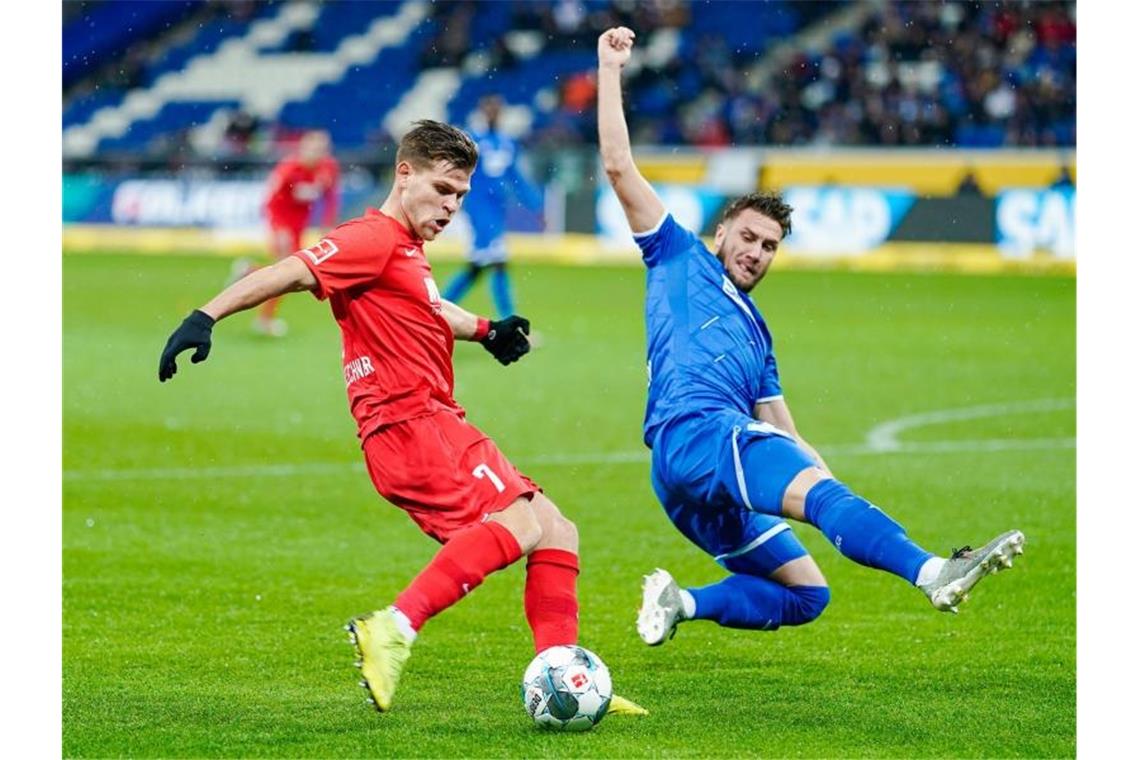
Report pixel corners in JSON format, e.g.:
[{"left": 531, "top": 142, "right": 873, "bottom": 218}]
[
  {"left": 345, "top": 618, "right": 387, "bottom": 713},
  {"left": 931, "top": 530, "right": 1025, "bottom": 612},
  {"left": 637, "top": 569, "right": 678, "bottom": 646}
]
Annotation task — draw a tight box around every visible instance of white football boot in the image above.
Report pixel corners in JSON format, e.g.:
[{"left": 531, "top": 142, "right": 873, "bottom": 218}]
[
  {"left": 252, "top": 316, "right": 288, "bottom": 337},
  {"left": 919, "top": 530, "right": 1026, "bottom": 613},
  {"left": 637, "top": 568, "right": 686, "bottom": 645},
  {"left": 225, "top": 257, "right": 257, "bottom": 287}
]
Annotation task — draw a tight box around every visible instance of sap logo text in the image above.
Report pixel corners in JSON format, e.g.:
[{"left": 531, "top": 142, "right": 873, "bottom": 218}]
[{"left": 996, "top": 189, "right": 1074, "bottom": 258}]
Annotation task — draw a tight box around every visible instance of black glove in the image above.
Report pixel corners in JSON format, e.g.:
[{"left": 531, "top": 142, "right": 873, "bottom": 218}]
[
  {"left": 480, "top": 315, "right": 531, "bottom": 366},
  {"left": 158, "top": 310, "right": 215, "bottom": 382}
]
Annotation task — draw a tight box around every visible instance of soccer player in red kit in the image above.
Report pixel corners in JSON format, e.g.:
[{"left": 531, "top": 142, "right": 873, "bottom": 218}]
[
  {"left": 255, "top": 129, "right": 341, "bottom": 336},
  {"left": 158, "top": 120, "right": 645, "bottom": 717}
]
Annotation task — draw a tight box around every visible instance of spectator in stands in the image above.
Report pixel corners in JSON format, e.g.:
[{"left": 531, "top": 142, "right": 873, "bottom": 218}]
[
  {"left": 423, "top": 1, "right": 475, "bottom": 67},
  {"left": 487, "top": 37, "right": 520, "bottom": 71},
  {"left": 287, "top": 28, "right": 316, "bottom": 53},
  {"left": 154, "top": 127, "right": 198, "bottom": 169},
  {"left": 562, "top": 71, "right": 598, "bottom": 114},
  {"left": 63, "top": 0, "right": 1075, "bottom": 158},
  {"left": 552, "top": 0, "right": 1075, "bottom": 149},
  {"left": 222, "top": 110, "right": 261, "bottom": 156},
  {"left": 210, "top": 0, "right": 256, "bottom": 23}
]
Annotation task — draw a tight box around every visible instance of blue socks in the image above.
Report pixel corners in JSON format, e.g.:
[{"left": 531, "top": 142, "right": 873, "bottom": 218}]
[
  {"left": 442, "top": 263, "right": 515, "bottom": 319},
  {"left": 684, "top": 481, "right": 931, "bottom": 632},
  {"left": 689, "top": 575, "right": 829, "bottom": 630},
  {"left": 442, "top": 265, "right": 478, "bottom": 303},
  {"left": 490, "top": 263, "right": 515, "bottom": 317},
  {"left": 804, "top": 479, "right": 933, "bottom": 584}
]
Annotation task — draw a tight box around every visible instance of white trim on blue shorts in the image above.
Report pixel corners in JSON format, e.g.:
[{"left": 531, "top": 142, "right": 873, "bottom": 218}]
[
  {"left": 469, "top": 238, "right": 507, "bottom": 266},
  {"left": 731, "top": 421, "right": 795, "bottom": 512},
  {"left": 714, "top": 522, "right": 792, "bottom": 562},
  {"left": 745, "top": 420, "right": 794, "bottom": 439},
  {"left": 731, "top": 425, "right": 754, "bottom": 510}
]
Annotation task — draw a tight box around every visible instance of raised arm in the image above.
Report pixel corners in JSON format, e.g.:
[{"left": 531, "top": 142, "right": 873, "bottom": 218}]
[
  {"left": 158, "top": 257, "right": 316, "bottom": 381},
  {"left": 597, "top": 27, "right": 665, "bottom": 233}
]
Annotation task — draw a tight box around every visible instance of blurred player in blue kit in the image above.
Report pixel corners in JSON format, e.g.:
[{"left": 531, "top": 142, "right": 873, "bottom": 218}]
[
  {"left": 442, "top": 95, "right": 545, "bottom": 319},
  {"left": 596, "top": 27, "right": 1026, "bottom": 645}
]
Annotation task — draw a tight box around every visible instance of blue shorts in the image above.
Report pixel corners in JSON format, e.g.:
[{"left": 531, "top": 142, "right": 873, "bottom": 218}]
[
  {"left": 650, "top": 412, "right": 819, "bottom": 576},
  {"left": 469, "top": 235, "right": 507, "bottom": 266}
]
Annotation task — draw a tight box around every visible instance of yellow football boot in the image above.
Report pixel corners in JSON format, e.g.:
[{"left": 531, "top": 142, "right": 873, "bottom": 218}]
[
  {"left": 607, "top": 694, "right": 649, "bottom": 717},
  {"left": 346, "top": 607, "right": 412, "bottom": 712}
]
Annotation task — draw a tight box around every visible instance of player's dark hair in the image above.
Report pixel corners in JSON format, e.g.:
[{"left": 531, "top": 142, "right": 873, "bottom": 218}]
[
  {"left": 722, "top": 192, "right": 794, "bottom": 238},
  {"left": 397, "top": 120, "right": 479, "bottom": 172}
]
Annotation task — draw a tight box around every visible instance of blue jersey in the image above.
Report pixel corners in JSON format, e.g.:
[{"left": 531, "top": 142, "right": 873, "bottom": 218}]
[
  {"left": 637, "top": 214, "right": 783, "bottom": 449},
  {"left": 466, "top": 128, "right": 543, "bottom": 248}
]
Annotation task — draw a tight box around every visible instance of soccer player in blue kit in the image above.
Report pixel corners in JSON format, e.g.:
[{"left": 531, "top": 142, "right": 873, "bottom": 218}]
[
  {"left": 596, "top": 27, "right": 1026, "bottom": 645},
  {"left": 442, "top": 95, "right": 545, "bottom": 319}
]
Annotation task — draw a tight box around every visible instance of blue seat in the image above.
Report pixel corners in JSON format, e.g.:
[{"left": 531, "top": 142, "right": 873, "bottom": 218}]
[
  {"left": 63, "top": 1, "right": 197, "bottom": 88},
  {"left": 954, "top": 124, "right": 1006, "bottom": 148},
  {"left": 63, "top": 89, "right": 126, "bottom": 129}
]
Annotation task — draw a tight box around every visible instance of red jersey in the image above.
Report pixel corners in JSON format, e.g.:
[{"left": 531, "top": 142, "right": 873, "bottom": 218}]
[
  {"left": 291, "top": 209, "right": 462, "bottom": 440},
  {"left": 264, "top": 155, "right": 341, "bottom": 228}
]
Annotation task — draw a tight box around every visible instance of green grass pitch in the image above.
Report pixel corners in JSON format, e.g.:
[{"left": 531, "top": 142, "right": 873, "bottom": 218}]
[{"left": 63, "top": 254, "right": 1074, "bottom": 757}]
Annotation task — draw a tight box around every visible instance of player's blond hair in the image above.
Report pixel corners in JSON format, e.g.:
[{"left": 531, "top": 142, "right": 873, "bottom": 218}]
[{"left": 397, "top": 120, "right": 479, "bottom": 172}]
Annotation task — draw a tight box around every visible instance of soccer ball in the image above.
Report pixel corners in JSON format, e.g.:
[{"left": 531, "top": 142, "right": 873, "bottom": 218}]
[{"left": 520, "top": 645, "right": 613, "bottom": 731}]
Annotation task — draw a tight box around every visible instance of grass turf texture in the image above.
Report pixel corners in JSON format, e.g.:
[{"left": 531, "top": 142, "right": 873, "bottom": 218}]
[{"left": 63, "top": 254, "right": 1075, "bottom": 758}]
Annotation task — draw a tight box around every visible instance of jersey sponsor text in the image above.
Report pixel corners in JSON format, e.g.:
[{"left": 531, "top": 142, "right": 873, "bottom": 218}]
[{"left": 343, "top": 355, "right": 375, "bottom": 387}]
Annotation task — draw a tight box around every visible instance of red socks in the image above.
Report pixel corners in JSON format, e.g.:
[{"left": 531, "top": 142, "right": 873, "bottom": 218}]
[
  {"left": 524, "top": 548, "right": 580, "bottom": 653},
  {"left": 391, "top": 522, "right": 581, "bottom": 651},
  {"left": 394, "top": 520, "right": 522, "bottom": 631}
]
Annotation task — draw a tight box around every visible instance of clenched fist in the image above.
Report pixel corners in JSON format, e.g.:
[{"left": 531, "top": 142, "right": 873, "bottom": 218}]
[{"left": 598, "top": 27, "right": 636, "bottom": 69}]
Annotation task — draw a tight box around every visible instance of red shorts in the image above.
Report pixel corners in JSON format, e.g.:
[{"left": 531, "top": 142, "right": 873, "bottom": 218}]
[
  {"left": 267, "top": 212, "right": 304, "bottom": 256},
  {"left": 362, "top": 410, "right": 541, "bottom": 543}
]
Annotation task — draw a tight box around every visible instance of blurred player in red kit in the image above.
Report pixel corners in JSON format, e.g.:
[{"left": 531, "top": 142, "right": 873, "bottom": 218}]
[
  {"left": 246, "top": 129, "right": 340, "bottom": 336},
  {"left": 158, "top": 120, "right": 645, "bottom": 718}
]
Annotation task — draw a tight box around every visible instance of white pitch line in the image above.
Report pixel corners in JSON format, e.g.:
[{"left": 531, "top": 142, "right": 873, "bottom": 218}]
[
  {"left": 864, "top": 398, "right": 1074, "bottom": 452},
  {"left": 63, "top": 397, "right": 1075, "bottom": 483},
  {"left": 827, "top": 437, "right": 1074, "bottom": 457}
]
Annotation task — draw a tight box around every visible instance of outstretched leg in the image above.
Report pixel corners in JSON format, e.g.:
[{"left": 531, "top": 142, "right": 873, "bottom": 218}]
[
  {"left": 784, "top": 468, "right": 936, "bottom": 585},
  {"left": 639, "top": 510, "right": 830, "bottom": 643},
  {"left": 784, "top": 465, "right": 1024, "bottom": 612},
  {"left": 351, "top": 497, "right": 539, "bottom": 712},
  {"left": 686, "top": 555, "right": 830, "bottom": 631}
]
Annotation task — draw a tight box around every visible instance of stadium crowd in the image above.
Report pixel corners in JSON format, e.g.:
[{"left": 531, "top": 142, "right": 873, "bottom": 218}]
[
  {"left": 65, "top": 0, "right": 1076, "bottom": 159},
  {"left": 533, "top": 0, "right": 1076, "bottom": 148},
  {"left": 755, "top": 0, "right": 1077, "bottom": 147}
]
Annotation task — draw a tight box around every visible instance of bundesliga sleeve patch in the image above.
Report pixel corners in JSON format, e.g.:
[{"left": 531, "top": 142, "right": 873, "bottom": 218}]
[{"left": 301, "top": 238, "right": 339, "bottom": 265}]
